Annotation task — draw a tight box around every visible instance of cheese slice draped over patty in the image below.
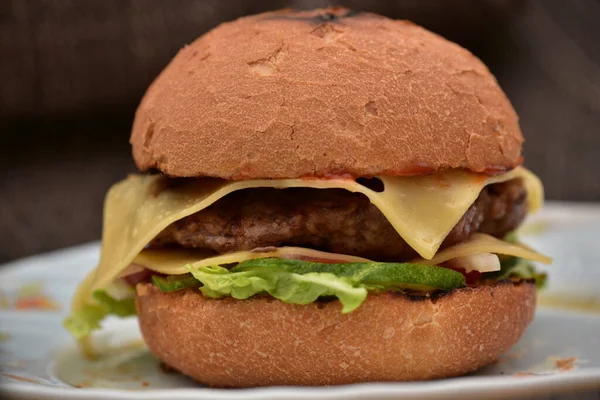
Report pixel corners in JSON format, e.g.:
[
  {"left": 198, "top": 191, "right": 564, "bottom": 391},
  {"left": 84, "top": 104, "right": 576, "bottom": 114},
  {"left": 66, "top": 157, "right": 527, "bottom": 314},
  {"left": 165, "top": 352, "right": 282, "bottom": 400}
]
[{"left": 79, "top": 166, "right": 541, "bottom": 296}]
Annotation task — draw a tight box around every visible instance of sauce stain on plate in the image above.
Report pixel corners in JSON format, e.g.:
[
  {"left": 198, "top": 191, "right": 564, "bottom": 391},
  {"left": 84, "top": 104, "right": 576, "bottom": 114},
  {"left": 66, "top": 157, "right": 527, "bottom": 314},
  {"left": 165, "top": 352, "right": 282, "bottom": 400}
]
[
  {"left": 2, "top": 373, "right": 41, "bottom": 384},
  {"left": 513, "top": 356, "right": 582, "bottom": 377},
  {"left": 538, "top": 294, "right": 600, "bottom": 314},
  {"left": 0, "top": 331, "right": 11, "bottom": 342},
  {"left": 14, "top": 283, "right": 61, "bottom": 311},
  {"left": 0, "top": 282, "right": 61, "bottom": 311},
  {"left": 553, "top": 357, "right": 578, "bottom": 371},
  {"left": 54, "top": 337, "right": 198, "bottom": 390}
]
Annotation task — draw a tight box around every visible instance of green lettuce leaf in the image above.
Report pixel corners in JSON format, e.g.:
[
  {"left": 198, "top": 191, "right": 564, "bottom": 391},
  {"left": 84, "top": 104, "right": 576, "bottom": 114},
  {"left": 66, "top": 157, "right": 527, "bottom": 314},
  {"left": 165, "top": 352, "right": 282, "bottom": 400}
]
[
  {"left": 485, "top": 256, "right": 547, "bottom": 289},
  {"left": 63, "top": 290, "right": 136, "bottom": 339},
  {"left": 509, "top": 260, "right": 548, "bottom": 289},
  {"left": 187, "top": 265, "right": 367, "bottom": 313},
  {"left": 232, "top": 258, "right": 466, "bottom": 291},
  {"left": 185, "top": 259, "right": 466, "bottom": 313},
  {"left": 503, "top": 231, "right": 519, "bottom": 244},
  {"left": 495, "top": 233, "right": 547, "bottom": 289},
  {"left": 152, "top": 274, "right": 200, "bottom": 292}
]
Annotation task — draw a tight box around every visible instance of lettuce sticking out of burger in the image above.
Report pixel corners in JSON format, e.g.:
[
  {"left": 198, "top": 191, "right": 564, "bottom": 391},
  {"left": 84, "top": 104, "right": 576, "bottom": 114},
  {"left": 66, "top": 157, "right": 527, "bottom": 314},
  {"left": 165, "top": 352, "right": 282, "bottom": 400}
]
[{"left": 64, "top": 7, "right": 552, "bottom": 387}]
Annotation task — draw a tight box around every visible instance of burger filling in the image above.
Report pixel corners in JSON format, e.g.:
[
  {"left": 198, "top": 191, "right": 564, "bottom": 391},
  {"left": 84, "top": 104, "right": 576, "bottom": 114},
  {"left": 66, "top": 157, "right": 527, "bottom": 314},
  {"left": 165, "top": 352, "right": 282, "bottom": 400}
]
[
  {"left": 63, "top": 166, "right": 551, "bottom": 354},
  {"left": 151, "top": 179, "right": 527, "bottom": 261}
]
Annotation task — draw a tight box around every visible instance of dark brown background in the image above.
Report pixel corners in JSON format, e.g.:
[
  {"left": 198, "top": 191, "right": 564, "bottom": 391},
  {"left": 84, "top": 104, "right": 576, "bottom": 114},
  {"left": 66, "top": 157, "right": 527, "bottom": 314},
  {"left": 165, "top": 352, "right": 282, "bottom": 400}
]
[{"left": 1, "top": 0, "right": 599, "bottom": 263}]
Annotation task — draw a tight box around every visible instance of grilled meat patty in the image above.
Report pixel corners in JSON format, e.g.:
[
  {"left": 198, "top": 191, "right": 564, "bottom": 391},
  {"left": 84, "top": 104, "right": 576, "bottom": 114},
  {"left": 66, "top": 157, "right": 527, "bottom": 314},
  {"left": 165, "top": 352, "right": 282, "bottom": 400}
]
[{"left": 151, "top": 178, "right": 527, "bottom": 261}]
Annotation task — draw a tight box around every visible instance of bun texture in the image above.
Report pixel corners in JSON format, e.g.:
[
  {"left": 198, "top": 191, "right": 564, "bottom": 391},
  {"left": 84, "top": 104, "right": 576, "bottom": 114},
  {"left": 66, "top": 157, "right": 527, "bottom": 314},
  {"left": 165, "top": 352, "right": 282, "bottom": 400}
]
[
  {"left": 131, "top": 7, "right": 523, "bottom": 179},
  {"left": 135, "top": 280, "right": 536, "bottom": 387}
]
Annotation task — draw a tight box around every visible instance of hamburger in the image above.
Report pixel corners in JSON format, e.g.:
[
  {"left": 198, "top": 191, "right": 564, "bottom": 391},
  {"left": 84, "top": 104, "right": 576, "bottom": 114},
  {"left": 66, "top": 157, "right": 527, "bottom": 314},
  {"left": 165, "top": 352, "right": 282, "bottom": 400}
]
[{"left": 65, "top": 7, "right": 552, "bottom": 387}]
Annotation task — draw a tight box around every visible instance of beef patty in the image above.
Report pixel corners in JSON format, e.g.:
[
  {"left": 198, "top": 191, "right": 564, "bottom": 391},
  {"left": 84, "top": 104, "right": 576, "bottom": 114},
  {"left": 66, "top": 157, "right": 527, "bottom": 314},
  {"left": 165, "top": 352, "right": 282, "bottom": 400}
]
[{"left": 151, "top": 178, "right": 527, "bottom": 261}]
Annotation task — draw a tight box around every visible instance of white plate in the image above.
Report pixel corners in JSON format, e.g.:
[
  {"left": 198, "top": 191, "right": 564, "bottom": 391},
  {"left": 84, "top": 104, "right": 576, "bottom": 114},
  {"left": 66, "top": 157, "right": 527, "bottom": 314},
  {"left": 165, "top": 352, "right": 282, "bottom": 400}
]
[{"left": 1, "top": 202, "right": 599, "bottom": 399}]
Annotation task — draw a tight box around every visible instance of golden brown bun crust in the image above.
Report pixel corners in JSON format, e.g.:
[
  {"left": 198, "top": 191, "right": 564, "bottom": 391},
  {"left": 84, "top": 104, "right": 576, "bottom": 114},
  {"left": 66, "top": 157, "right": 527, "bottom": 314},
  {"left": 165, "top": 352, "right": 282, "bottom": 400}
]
[
  {"left": 130, "top": 7, "right": 523, "bottom": 179},
  {"left": 136, "top": 281, "right": 536, "bottom": 387}
]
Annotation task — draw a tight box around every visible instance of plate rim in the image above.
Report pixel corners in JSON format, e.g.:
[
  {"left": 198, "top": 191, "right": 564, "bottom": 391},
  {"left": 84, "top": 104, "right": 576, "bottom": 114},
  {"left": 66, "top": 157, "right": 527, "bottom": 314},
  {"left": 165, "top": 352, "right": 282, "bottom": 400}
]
[{"left": 3, "top": 369, "right": 600, "bottom": 399}]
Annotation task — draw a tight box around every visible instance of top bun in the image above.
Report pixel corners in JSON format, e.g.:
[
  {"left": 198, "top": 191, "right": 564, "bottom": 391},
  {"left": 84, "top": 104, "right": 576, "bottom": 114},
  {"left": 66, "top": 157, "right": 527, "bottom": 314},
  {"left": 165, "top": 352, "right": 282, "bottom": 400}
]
[{"left": 131, "top": 7, "right": 523, "bottom": 179}]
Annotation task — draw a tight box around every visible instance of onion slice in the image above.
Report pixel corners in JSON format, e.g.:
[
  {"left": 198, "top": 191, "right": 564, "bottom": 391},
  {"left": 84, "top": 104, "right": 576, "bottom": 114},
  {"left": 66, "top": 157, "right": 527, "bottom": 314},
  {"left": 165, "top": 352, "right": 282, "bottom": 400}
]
[{"left": 446, "top": 253, "right": 501, "bottom": 273}]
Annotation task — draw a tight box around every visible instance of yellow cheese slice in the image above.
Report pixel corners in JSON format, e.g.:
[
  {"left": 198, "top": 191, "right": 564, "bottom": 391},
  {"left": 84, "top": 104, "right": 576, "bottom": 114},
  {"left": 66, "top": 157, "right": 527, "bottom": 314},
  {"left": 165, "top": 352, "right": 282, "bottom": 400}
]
[
  {"left": 374, "top": 168, "right": 541, "bottom": 260},
  {"left": 411, "top": 233, "right": 552, "bottom": 266},
  {"left": 130, "top": 247, "right": 371, "bottom": 275},
  {"left": 86, "top": 166, "right": 542, "bottom": 295}
]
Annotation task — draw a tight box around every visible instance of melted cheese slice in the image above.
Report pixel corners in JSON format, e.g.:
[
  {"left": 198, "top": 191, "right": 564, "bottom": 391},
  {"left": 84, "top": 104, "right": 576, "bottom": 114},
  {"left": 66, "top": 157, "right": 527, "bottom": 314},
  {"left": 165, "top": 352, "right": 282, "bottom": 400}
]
[
  {"left": 73, "top": 166, "right": 543, "bottom": 311},
  {"left": 411, "top": 233, "right": 552, "bottom": 266},
  {"left": 127, "top": 247, "right": 371, "bottom": 276}
]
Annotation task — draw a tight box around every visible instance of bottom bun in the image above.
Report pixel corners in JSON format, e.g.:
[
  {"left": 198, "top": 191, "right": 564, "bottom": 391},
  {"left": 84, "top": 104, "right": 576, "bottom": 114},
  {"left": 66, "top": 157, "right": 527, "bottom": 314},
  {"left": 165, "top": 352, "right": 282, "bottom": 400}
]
[{"left": 135, "top": 281, "right": 536, "bottom": 387}]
